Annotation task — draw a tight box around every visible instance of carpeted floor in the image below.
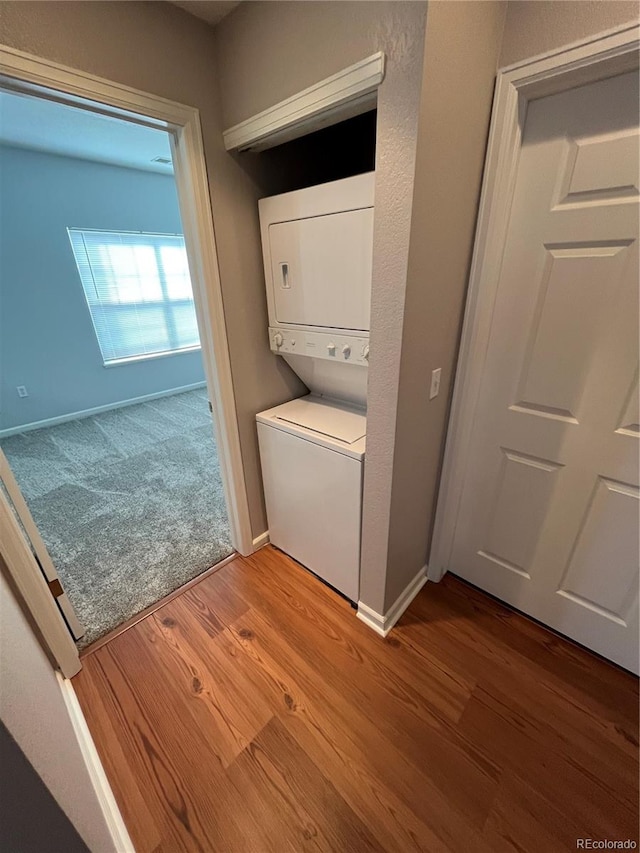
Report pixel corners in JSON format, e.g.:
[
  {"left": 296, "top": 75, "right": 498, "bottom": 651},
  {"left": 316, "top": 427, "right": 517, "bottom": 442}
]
[{"left": 1, "top": 389, "right": 233, "bottom": 648}]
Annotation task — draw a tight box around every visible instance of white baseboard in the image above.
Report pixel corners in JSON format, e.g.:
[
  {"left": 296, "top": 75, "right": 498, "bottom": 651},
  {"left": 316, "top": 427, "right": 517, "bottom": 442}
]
[
  {"left": 57, "top": 673, "right": 135, "bottom": 853},
  {"left": 357, "top": 565, "right": 428, "bottom": 637},
  {"left": 427, "top": 563, "right": 448, "bottom": 582},
  {"left": 0, "top": 381, "right": 207, "bottom": 438},
  {"left": 252, "top": 531, "right": 270, "bottom": 551}
]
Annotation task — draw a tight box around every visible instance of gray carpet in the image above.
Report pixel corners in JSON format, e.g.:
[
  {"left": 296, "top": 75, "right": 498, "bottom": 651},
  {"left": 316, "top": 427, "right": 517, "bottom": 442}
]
[{"left": 1, "top": 389, "right": 233, "bottom": 647}]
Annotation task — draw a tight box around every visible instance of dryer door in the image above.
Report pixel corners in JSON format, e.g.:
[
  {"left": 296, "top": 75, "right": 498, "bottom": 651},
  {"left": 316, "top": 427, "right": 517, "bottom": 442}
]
[{"left": 268, "top": 207, "right": 373, "bottom": 330}]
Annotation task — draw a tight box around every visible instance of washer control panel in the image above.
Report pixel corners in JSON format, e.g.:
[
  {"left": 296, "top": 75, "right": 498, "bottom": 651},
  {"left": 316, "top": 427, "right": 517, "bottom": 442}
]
[{"left": 269, "top": 327, "right": 370, "bottom": 366}]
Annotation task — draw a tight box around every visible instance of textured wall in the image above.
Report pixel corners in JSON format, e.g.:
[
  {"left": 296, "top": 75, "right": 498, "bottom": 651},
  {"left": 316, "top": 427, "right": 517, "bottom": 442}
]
[
  {"left": 500, "top": 0, "right": 639, "bottom": 66},
  {"left": 0, "top": 0, "right": 304, "bottom": 536},
  {"left": 0, "top": 146, "right": 205, "bottom": 431},
  {"left": 215, "top": 1, "right": 428, "bottom": 611},
  {"left": 214, "top": 1, "right": 422, "bottom": 129},
  {"left": 0, "top": 568, "right": 115, "bottom": 851},
  {"left": 383, "top": 0, "right": 507, "bottom": 610}
]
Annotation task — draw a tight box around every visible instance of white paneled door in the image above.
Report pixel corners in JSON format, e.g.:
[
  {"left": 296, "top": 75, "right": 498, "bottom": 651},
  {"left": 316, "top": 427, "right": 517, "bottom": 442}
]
[{"left": 449, "top": 71, "right": 639, "bottom": 673}]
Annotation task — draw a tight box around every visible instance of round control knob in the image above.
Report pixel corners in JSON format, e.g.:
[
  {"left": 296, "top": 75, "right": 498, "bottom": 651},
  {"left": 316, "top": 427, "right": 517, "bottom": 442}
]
[
  {"left": 273, "top": 333, "right": 283, "bottom": 348},
  {"left": 342, "top": 344, "right": 351, "bottom": 359},
  {"left": 362, "top": 344, "right": 370, "bottom": 361},
  {"left": 290, "top": 339, "right": 296, "bottom": 348}
]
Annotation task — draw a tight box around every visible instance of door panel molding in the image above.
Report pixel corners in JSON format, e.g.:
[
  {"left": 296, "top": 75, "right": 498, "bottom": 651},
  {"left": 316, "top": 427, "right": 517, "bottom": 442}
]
[{"left": 429, "top": 23, "right": 639, "bottom": 582}]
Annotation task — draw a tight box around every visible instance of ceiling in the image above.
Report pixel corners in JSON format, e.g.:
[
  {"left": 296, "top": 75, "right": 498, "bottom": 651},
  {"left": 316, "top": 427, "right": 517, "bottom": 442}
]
[
  {"left": 170, "top": 1, "right": 241, "bottom": 27},
  {"left": 0, "top": 90, "right": 174, "bottom": 174},
  {"left": 0, "top": 3, "right": 243, "bottom": 171}
]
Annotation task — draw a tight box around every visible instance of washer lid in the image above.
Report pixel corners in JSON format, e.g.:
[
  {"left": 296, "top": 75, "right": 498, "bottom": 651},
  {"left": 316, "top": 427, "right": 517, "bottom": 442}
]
[{"left": 273, "top": 397, "right": 366, "bottom": 444}]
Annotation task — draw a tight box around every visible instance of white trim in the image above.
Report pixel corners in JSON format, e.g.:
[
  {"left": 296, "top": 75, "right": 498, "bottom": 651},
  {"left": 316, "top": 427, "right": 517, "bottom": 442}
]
[
  {"left": 0, "top": 481, "right": 81, "bottom": 678},
  {"left": 0, "top": 382, "right": 207, "bottom": 438},
  {"left": 252, "top": 531, "right": 270, "bottom": 550},
  {"left": 0, "top": 450, "right": 84, "bottom": 639},
  {"left": 223, "top": 52, "right": 385, "bottom": 152},
  {"left": 356, "top": 602, "right": 388, "bottom": 637},
  {"left": 168, "top": 111, "right": 254, "bottom": 557},
  {"left": 357, "top": 566, "right": 428, "bottom": 637},
  {"left": 102, "top": 346, "right": 201, "bottom": 368},
  {"left": 58, "top": 673, "right": 136, "bottom": 853},
  {"left": 428, "top": 23, "right": 640, "bottom": 583}
]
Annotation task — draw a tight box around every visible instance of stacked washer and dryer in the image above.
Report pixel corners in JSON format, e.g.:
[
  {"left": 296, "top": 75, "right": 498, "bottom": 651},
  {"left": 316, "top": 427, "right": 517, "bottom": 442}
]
[{"left": 256, "top": 172, "right": 374, "bottom": 603}]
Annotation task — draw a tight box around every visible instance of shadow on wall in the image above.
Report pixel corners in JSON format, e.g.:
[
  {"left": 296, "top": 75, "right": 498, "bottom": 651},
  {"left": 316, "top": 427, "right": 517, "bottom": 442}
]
[{"left": 0, "top": 721, "right": 89, "bottom": 853}]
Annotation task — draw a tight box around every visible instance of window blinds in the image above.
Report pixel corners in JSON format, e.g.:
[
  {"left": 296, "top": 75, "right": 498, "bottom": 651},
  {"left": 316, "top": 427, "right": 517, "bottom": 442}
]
[{"left": 68, "top": 229, "right": 200, "bottom": 364}]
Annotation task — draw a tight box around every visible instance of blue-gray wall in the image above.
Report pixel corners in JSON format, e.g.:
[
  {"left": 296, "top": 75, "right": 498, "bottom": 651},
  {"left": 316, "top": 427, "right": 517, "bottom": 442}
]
[{"left": 0, "top": 146, "right": 205, "bottom": 431}]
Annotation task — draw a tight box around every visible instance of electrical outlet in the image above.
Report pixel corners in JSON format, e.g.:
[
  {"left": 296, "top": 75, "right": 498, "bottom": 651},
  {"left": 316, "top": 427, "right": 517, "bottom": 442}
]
[
  {"left": 429, "top": 368, "right": 441, "bottom": 400},
  {"left": 16, "top": 385, "right": 28, "bottom": 398}
]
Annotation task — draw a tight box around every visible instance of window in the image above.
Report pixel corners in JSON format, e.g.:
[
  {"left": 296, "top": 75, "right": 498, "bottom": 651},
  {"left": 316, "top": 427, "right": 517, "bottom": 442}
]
[{"left": 68, "top": 229, "right": 200, "bottom": 365}]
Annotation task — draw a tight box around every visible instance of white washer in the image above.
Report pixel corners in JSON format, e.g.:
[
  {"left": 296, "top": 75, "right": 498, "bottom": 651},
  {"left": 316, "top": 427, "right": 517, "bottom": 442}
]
[{"left": 256, "top": 395, "right": 365, "bottom": 602}]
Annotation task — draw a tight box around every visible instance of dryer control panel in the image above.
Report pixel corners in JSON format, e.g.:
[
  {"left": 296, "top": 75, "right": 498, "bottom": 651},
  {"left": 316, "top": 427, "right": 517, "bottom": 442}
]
[{"left": 269, "top": 327, "right": 370, "bottom": 367}]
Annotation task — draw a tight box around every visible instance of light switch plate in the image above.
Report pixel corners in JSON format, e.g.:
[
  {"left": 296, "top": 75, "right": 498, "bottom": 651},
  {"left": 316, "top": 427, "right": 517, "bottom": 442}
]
[{"left": 429, "top": 369, "right": 441, "bottom": 400}]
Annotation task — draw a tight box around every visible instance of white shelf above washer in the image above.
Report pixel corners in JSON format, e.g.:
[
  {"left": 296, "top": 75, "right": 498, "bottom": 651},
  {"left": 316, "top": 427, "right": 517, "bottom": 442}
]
[{"left": 222, "top": 52, "right": 385, "bottom": 152}]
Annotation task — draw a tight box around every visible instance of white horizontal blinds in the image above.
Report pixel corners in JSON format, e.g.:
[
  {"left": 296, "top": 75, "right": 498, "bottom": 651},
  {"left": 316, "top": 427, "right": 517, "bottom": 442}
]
[{"left": 68, "top": 229, "right": 200, "bottom": 364}]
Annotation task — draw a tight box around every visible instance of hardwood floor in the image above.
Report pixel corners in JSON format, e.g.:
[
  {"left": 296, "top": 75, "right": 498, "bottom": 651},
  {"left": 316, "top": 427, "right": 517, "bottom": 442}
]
[{"left": 73, "top": 546, "right": 639, "bottom": 852}]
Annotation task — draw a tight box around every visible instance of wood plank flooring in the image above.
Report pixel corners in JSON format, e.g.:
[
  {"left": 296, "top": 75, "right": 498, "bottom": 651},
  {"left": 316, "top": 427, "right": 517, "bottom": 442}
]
[{"left": 73, "top": 546, "right": 639, "bottom": 852}]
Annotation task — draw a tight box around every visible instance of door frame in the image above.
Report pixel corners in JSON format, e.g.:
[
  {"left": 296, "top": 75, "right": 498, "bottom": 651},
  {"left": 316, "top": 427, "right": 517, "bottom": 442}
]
[
  {"left": 1, "top": 486, "right": 82, "bottom": 677},
  {"left": 0, "top": 45, "right": 254, "bottom": 673},
  {"left": 429, "top": 22, "right": 640, "bottom": 582},
  {"left": 1, "top": 449, "right": 84, "bottom": 641}
]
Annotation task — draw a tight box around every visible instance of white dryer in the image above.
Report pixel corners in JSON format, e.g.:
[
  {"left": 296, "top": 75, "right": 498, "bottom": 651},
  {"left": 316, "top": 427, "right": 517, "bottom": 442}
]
[
  {"left": 256, "top": 396, "right": 365, "bottom": 601},
  {"left": 256, "top": 173, "right": 374, "bottom": 602},
  {"left": 259, "top": 171, "right": 374, "bottom": 408}
]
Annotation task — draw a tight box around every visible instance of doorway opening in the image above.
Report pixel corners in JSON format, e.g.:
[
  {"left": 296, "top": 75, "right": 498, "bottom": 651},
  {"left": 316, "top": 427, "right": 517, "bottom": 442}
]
[{"left": 0, "top": 88, "right": 235, "bottom": 648}]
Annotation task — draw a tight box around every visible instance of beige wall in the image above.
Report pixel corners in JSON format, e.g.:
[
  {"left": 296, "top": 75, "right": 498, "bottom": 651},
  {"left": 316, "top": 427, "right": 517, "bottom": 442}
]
[
  {"left": 215, "top": 1, "right": 423, "bottom": 128},
  {"left": 0, "top": 0, "right": 303, "bottom": 537},
  {"left": 500, "top": 0, "right": 639, "bottom": 66},
  {"left": 0, "top": 567, "right": 116, "bottom": 851},
  {"left": 374, "top": 0, "right": 507, "bottom": 611}
]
